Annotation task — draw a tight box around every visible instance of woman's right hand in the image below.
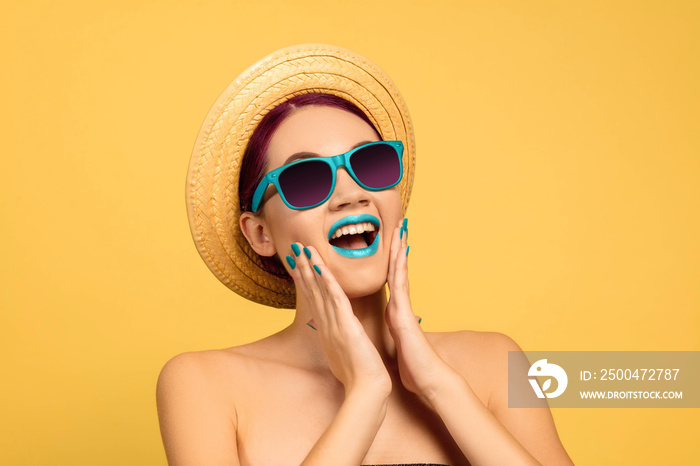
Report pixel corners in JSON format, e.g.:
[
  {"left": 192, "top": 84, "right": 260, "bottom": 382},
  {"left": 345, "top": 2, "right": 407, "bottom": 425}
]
[
  {"left": 288, "top": 243, "right": 391, "bottom": 465},
  {"left": 286, "top": 243, "right": 392, "bottom": 398}
]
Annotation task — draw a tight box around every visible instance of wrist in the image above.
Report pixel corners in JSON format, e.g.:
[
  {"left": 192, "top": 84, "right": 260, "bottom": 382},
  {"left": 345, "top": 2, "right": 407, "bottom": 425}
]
[
  {"left": 420, "top": 365, "right": 466, "bottom": 410},
  {"left": 343, "top": 381, "right": 391, "bottom": 424},
  {"left": 346, "top": 376, "right": 392, "bottom": 405}
]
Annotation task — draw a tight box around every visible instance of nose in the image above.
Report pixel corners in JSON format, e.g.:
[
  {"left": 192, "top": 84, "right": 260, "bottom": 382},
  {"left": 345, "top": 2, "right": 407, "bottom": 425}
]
[{"left": 328, "top": 167, "right": 370, "bottom": 210}]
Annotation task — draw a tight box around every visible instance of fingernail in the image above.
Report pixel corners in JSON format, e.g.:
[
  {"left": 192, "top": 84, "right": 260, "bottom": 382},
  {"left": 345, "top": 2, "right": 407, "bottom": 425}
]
[
  {"left": 402, "top": 218, "right": 408, "bottom": 230},
  {"left": 400, "top": 227, "right": 404, "bottom": 239},
  {"left": 406, "top": 245, "right": 410, "bottom": 257},
  {"left": 306, "top": 320, "right": 317, "bottom": 331},
  {"left": 418, "top": 317, "right": 422, "bottom": 325},
  {"left": 291, "top": 243, "right": 301, "bottom": 256},
  {"left": 303, "top": 247, "right": 312, "bottom": 259},
  {"left": 313, "top": 264, "right": 321, "bottom": 275},
  {"left": 286, "top": 255, "right": 296, "bottom": 270}
]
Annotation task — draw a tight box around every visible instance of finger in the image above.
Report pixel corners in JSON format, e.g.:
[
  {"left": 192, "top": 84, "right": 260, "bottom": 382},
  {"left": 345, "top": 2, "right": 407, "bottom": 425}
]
[
  {"left": 288, "top": 243, "right": 327, "bottom": 327},
  {"left": 399, "top": 217, "right": 408, "bottom": 247},
  {"left": 301, "top": 246, "right": 338, "bottom": 329},
  {"left": 391, "top": 248, "right": 410, "bottom": 307},
  {"left": 387, "top": 222, "right": 403, "bottom": 291},
  {"left": 282, "top": 245, "right": 305, "bottom": 294},
  {"left": 307, "top": 247, "right": 362, "bottom": 333},
  {"left": 388, "top": 224, "right": 410, "bottom": 297},
  {"left": 395, "top": 218, "right": 410, "bottom": 288},
  {"left": 399, "top": 217, "right": 409, "bottom": 269},
  {"left": 386, "top": 231, "right": 415, "bottom": 331},
  {"left": 303, "top": 245, "right": 353, "bottom": 332}
]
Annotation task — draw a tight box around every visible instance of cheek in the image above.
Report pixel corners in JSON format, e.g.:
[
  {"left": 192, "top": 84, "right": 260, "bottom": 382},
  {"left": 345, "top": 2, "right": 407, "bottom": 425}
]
[
  {"left": 266, "top": 208, "right": 324, "bottom": 249},
  {"left": 262, "top": 204, "right": 296, "bottom": 246},
  {"left": 380, "top": 192, "right": 404, "bottom": 228}
]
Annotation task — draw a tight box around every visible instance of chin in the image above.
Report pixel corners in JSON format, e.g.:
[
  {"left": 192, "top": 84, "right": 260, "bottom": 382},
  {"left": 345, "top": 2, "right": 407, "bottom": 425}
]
[{"left": 334, "top": 263, "right": 389, "bottom": 299}]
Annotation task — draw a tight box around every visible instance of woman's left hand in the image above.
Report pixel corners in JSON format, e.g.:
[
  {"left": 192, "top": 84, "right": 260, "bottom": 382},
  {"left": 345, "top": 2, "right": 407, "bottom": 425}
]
[{"left": 385, "top": 220, "right": 457, "bottom": 400}]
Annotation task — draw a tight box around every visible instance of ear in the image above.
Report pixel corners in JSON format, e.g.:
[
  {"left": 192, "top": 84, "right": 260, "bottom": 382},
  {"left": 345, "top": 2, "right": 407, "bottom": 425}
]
[{"left": 240, "top": 212, "right": 277, "bottom": 257}]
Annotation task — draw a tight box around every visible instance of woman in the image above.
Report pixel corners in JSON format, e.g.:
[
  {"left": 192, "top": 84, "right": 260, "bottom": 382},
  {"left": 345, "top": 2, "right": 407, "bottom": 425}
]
[{"left": 157, "top": 44, "right": 573, "bottom": 465}]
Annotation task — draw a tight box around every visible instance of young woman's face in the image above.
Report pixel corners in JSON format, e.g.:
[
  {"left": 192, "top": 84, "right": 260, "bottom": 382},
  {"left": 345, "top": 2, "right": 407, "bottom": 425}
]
[{"left": 259, "top": 105, "right": 403, "bottom": 298}]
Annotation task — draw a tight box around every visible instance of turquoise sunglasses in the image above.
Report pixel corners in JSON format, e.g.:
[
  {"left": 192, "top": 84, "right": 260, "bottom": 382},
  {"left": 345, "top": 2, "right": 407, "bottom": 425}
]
[{"left": 251, "top": 140, "right": 404, "bottom": 212}]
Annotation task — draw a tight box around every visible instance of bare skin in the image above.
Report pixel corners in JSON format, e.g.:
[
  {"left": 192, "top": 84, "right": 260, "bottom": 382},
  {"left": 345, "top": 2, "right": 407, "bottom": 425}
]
[{"left": 157, "top": 107, "right": 574, "bottom": 465}]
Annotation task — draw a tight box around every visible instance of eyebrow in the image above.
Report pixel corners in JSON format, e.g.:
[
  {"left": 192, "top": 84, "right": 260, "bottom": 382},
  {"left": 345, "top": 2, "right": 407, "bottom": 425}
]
[{"left": 282, "top": 140, "right": 374, "bottom": 165}]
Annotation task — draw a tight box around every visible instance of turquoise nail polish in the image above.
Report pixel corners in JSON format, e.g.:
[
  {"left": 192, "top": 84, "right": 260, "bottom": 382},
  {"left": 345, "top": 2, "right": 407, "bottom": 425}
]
[
  {"left": 400, "top": 227, "right": 404, "bottom": 239},
  {"left": 406, "top": 245, "right": 410, "bottom": 257},
  {"left": 418, "top": 317, "right": 422, "bottom": 325},
  {"left": 303, "top": 247, "right": 311, "bottom": 259},
  {"left": 313, "top": 264, "right": 321, "bottom": 275},
  {"left": 306, "top": 322, "right": 317, "bottom": 331},
  {"left": 291, "top": 243, "right": 301, "bottom": 256},
  {"left": 286, "top": 255, "right": 296, "bottom": 270},
  {"left": 402, "top": 218, "right": 408, "bottom": 229}
]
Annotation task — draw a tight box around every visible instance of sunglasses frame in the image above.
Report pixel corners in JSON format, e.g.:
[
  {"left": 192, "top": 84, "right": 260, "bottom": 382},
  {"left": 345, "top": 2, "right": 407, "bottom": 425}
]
[{"left": 251, "top": 140, "right": 404, "bottom": 212}]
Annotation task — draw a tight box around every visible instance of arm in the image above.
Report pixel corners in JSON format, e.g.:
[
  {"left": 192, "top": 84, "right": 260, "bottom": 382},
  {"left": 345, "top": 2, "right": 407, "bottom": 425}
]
[
  {"left": 156, "top": 352, "right": 240, "bottom": 466},
  {"left": 289, "top": 243, "right": 393, "bottom": 465},
  {"left": 422, "top": 335, "right": 573, "bottom": 465},
  {"left": 385, "top": 226, "right": 573, "bottom": 465},
  {"left": 300, "top": 388, "right": 389, "bottom": 465},
  {"left": 482, "top": 333, "right": 573, "bottom": 465}
]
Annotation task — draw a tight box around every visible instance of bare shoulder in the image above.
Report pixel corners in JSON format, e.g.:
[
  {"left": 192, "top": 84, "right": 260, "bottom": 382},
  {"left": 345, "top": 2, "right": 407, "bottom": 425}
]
[
  {"left": 427, "top": 330, "right": 573, "bottom": 464},
  {"left": 156, "top": 338, "right": 283, "bottom": 412},
  {"left": 158, "top": 342, "right": 264, "bottom": 379},
  {"left": 426, "top": 330, "right": 521, "bottom": 406},
  {"left": 156, "top": 341, "right": 280, "bottom": 466},
  {"left": 158, "top": 349, "right": 237, "bottom": 380},
  {"left": 426, "top": 329, "right": 521, "bottom": 355},
  {"left": 157, "top": 349, "right": 241, "bottom": 403},
  {"left": 155, "top": 350, "right": 239, "bottom": 464}
]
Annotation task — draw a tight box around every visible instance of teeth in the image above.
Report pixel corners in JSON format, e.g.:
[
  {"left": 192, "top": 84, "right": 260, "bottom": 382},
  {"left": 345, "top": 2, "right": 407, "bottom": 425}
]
[{"left": 331, "top": 222, "right": 376, "bottom": 240}]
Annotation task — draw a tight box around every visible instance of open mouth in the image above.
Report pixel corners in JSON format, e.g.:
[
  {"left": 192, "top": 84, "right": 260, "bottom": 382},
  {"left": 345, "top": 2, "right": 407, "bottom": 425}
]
[
  {"left": 327, "top": 215, "right": 381, "bottom": 258},
  {"left": 329, "top": 221, "right": 378, "bottom": 249}
]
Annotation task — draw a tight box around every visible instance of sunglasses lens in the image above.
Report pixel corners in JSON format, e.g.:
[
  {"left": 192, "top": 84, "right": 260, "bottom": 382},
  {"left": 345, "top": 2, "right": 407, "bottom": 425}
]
[
  {"left": 350, "top": 143, "right": 402, "bottom": 189},
  {"left": 278, "top": 159, "right": 333, "bottom": 208}
]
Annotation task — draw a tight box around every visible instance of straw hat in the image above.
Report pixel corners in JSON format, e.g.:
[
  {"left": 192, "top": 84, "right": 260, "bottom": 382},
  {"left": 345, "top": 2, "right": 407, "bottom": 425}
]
[{"left": 186, "top": 44, "right": 415, "bottom": 308}]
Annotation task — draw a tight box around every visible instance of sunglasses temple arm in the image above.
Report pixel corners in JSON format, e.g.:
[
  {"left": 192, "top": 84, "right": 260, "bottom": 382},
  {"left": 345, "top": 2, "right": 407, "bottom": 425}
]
[{"left": 250, "top": 174, "right": 272, "bottom": 212}]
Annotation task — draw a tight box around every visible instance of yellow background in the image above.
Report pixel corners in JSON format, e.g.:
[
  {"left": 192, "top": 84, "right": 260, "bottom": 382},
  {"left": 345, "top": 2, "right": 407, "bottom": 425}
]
[{"left": 2, "top": 0, "right": 698, "bottom": 464}]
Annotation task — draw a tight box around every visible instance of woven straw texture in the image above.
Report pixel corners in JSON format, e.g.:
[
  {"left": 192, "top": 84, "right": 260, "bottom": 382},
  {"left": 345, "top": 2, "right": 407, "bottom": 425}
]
[{"left": 186, "top": 44, "right": 415, "bottom": 308}]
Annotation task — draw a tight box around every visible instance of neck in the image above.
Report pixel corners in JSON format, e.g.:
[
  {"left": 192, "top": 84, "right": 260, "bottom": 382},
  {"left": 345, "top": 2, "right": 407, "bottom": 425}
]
[
  {"left": 347, "top": 290, "right": 392, "bottom": 351},
  {"left": 286, "top": 285, "right": 397, "bottom": 368}
]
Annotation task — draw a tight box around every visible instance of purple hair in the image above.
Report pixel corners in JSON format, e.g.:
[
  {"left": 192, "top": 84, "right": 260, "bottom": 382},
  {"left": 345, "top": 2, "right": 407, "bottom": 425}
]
[{"left": 238, "top": 93, "right": 381, "bottom": 279}]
